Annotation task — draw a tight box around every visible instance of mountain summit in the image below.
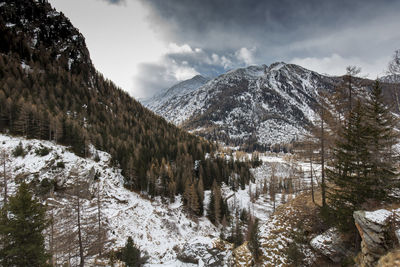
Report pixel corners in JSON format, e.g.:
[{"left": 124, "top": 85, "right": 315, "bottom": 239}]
[{"left": 144, "top": 62, "right": 339, "bottom": 150}]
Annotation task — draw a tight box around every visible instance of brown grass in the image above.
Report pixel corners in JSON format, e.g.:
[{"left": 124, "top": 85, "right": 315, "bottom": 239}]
[{"left": 377, "top": 250, "right": 400, "bottom": 267}]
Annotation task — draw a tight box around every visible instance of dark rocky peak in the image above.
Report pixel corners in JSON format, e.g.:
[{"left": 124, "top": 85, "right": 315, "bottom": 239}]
[{"left": 0, "top": 0, "right": 92, "bottom": 75}]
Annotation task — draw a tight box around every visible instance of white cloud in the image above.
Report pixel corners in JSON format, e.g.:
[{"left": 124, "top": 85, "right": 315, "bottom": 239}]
[
  {"left": 290, "top": 54, "right": 390, "bottom": 79},
  {"left": 167, "top": 43, "right": 198, "bottom": 54},
  {"left": 235, "top": 47, "right": 256, "bottom": 66},
  {"left": 173, "top": 65, "right": 199, "bottom": 81}
]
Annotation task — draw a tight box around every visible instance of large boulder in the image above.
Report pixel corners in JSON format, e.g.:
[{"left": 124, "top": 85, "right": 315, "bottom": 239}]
[
  {"left": 310, "top": 227, "right": 354, "bottom": 263},
  {"left": 354, "top": 209, "right": 394, "bottom": 267},
  {"left": 177, "top": 238, "right": 231, "bottom": 267}
]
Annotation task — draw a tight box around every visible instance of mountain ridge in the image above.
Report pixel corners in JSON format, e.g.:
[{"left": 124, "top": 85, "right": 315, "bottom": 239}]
[
  {"left": 144, "top": 62, "right": 400, "bottom": 151},
  {"left": 144, "top": 62, "right": 339, "bottom": 150}
]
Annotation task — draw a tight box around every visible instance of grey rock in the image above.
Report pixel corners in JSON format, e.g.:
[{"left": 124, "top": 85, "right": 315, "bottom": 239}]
[
  {"left": 177, "top": 240, "right": 230, "bottom": 267},
  {"left": 354, "top": 209, "right": 393, "bottom": 267},
  {"left": 310, "top": 227, "right": 354, "bottom": 263}
]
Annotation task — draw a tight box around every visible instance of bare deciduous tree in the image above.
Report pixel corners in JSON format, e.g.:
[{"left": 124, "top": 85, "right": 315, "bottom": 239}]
[
  {"left": 269, "top": 163, "right": 277, "bottom": 212},
  {"left": 1, "top": 150, "right": 9, "bottom": 204}
]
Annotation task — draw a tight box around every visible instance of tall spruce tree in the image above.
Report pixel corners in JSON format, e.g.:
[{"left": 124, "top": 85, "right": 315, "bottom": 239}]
[
  {"left": 363, "top": 81, "right": 399, "bottom": 201},
  {"left": 326, "top": 82, "right": 399, "bottom": 231},
  {"left": 326, "top": 101, "right": 371, "bottom": 231},
  {"left": 0, "top": 182, "right": 50, "bottom": 267}
]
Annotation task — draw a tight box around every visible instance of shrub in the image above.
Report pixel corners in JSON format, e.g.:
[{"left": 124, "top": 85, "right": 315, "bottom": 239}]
[
  {"left": 286, "top": 242, "right": 303, "bottom": 266},
  {"left": 38, "top": 178, "right": 54, "bottom": 196},
  {"left": 118, "top": 236, "right": 148, "bottom": 267},
  {"left": 94, "top": 152, "right": 100, "bottom": 162},
  {"left": 35, "top": 146, "right": 51, "bottom": 157},
  {"left": 56, "top": 161, "right": 65, "bottom": 169},
  {"left": 12, "top": 142, "right": 26, "bottom": 157}
]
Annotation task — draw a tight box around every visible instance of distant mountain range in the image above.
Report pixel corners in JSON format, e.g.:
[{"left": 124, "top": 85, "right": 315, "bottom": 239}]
[
  {"left": 142, "top": 64, "right": 400, "bottom": 150},
  {"left": 142, "top": 63, "right": 339, "bottom": 150}
]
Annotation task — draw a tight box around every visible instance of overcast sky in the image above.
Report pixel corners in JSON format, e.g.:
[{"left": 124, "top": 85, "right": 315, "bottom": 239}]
[{"left": 48, "top": 0, "right": 400, "bottom": 99}]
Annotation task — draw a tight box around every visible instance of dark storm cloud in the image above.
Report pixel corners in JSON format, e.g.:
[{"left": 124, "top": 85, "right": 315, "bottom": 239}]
[
  {"left": 135, "top": 0, "right": 400, "bottom": 98},
  {"left": 141, "top": 0, "right": 400, "bottom": 58}
]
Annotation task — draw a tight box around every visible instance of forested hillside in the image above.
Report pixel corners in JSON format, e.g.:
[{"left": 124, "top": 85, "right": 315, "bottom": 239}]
[{"left": 0, "top": 0, "right": 254, "bottom": 208}]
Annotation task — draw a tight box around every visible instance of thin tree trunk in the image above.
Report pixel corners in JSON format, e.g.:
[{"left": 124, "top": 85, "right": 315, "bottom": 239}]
[
  {"left": 310, "top": 153, "right": 315, "bottom": 204},
  {"left": 77, "top": 195, "right": 84, "bottom": 267},
  {"left": 97, "top": 182, "right": 102, "bottom": 256},
  {"left": 273, "top": 195, "right": 276, "bottom": 212},
  {"left": 348, "top": 75, "right": 352, "bottom": 111},
  {"left": 50, "top": 209, "right": 55, "bottom": 266},
  {"left": 3, "top": 150, "right": 7, "bottom": 204},
  {"left": 321, "top": 109, "right": 326, "bottom": 207}
]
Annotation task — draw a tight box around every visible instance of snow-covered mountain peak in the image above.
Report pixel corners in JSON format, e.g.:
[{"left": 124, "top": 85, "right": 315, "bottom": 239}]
[
  {"left": 268, "top": 61, "right": 287, "bottom": 72},
  {"left": 144, "top": 63, "right": 342, "bottom": 149},
  {"left": 224, "top": 64, "right": 267, "bottom": 79}
]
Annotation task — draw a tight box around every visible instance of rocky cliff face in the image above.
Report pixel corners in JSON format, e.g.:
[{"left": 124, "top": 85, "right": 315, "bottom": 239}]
[
  {"left": 0, "top": 0, "right": 92, "bottom": 74},
  {"left": 354, "top": 209, "right": 400, "bottom": 267}
]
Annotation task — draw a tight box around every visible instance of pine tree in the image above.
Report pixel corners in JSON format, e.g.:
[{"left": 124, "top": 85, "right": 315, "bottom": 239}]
[
  {"left": 189, "top": 183, "right": 200, "bottom": 215},
  {"left": 326, "top": 82, "right": 400, "bottom": 232},
  {"left": 207, "top": 186, "right": 216, "bottom": 224},
  {"left": 197, "top": 176, "right": 204, "bottom": 215},
  {"left": 121, "top": 236, "right": 141, "bottom": 267},
  {"left": 326, "top": 101, "right": 372, "bottom": 231},
  {"left": 248, "top": 218, "right": 261, "bottom": 262},
  {"left": 0, "top": 182, "right": 50, "bottom": 267},
  {"left": 234, "top": 212, "right": 243, "bottom": 248},
  {"left": 363, "top": 81, "right": 399, "bottom": 201}
]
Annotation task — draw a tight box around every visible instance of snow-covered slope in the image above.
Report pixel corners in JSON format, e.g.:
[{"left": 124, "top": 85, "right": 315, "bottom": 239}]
[
  {"left": 0, "top": 134, "right": 317, "bottom": 266},
  {"left": 144, "top": 63, "right": 339, "bottom": 148},
  {"left": 0, "top": 135, "right": 218, "bottom": 266}
]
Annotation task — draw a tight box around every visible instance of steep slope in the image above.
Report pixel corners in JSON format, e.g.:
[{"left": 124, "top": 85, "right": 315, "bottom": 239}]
[
  {"left": 142, "top": 74, "right": 209, "bottom": 111},
  {"left": 145, "top": 63, "right": 339, "bottom": 150},
  {"left": 0, "top": 134, "right": 219, "bottom": 266},
  {"left": 0, "top": 0, "right": 256, "bottom": 200},
  {"left": 0, "top": 134, "right": 310, "bottom": 265}
]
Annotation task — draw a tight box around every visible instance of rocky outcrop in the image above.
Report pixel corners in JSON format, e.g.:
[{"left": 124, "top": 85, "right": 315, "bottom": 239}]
[
  {"left": 354, "top": 209, "right": 397, "bottom": 267},
  {"left": 310, "top": 227, "right": 354, "bottom": 263},
  {"left": 177, "top": 238, "right": 232, "bottom": 266}
]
